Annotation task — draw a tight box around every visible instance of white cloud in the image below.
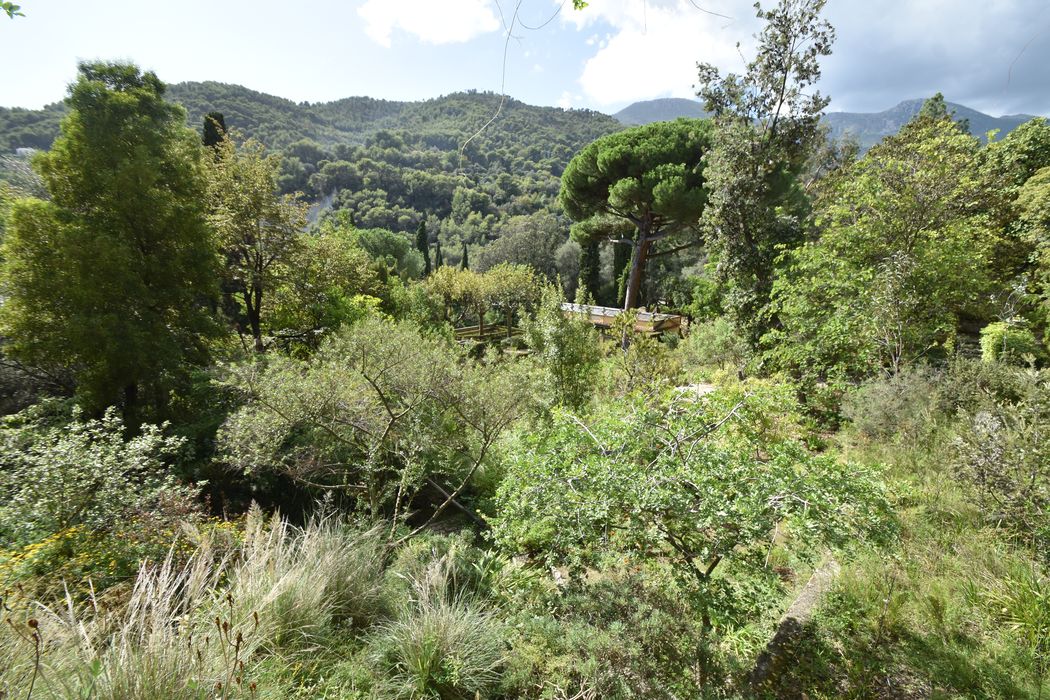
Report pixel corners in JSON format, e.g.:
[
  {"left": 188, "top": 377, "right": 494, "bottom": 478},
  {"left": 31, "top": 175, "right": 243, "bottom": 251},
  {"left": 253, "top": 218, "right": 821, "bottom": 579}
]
[
  {"left": 563, "top": 0, "right": 758, "bottom": 107},
  {"left": 557, "top": 91, "right": 584, "bottom": 109},
  {"left": 358, "top": 0, "right": 501, "bottom": 48}
]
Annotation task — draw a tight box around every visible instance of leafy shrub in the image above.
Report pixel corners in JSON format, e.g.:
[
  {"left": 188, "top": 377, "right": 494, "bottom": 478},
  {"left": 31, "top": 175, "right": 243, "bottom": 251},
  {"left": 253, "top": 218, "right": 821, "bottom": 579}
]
[
  {"left": 0, "top": 403, "right": 195, "bottom": 547},
  {"left": 219, "top": 318, "right": 536, "bottom": 533},
  {"left": 951, "top": 373, "right": 1050, "bottom": 558},
  {"left": 492, "top": 381, "right": 893, "bottom": 631},
  {"left": 603, "top": 310, "right": 682, "bottom": 397},
  {"left": 681, "top": 317, "right": 749, "bottom": 371},
  {"left": 980, "top": 321, "right": 1042, "bottom": 365},
  {"left": 523, "top": 285, "right": 601, "bottom": 410},
  {"left": 842, "top": 365, "right": 946, "bottom": 443}
]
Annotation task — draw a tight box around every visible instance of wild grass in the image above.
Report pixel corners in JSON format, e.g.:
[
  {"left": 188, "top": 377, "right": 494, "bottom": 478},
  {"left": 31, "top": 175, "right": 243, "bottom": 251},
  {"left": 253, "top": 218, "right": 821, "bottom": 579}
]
[
  {"left": 0, "top": 509, "right": 512, "bottom": 700},
  {"left": 0, "top": 507, "right": 390, "bottom": 699}
]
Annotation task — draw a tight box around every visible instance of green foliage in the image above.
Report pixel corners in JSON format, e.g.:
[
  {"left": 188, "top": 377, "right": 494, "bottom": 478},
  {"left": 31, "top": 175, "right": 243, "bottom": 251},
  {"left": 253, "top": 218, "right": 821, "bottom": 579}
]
[
  {"left": 697, "top": 0, "right": 833, "bottom": 342},
  {"left": 206, "top": 134, "right": 310, "bottom": 351},
  {"left": 415, "top": 220, "right": 431, "bottom": 276},
  {"left": 266, "top": 224, "right": 381, "bottom": 344},
  {"left": 474, "top": 212, "right": 568, "bottom": 282},
  {"left": 202, "top": 111, "right": 227, "bottom": 148},
  {"left": 983, "top": 562, "right": 1050, "bottom": 688},
  {"left": 981, "top": 321, "right": 1042, "bottom": 364},
  {"left": 681, "top": 317, "right": 749, "bottom": 372},
  {"left": 524, "top": 286, "right": 602, "bottom": 410},
  {"left": 0, "top": 402, "right": 193, "bottom": 547},
  {"left": 842, "top": 365, "right": 946, "bottom": 445},
  {"left": 951, "top": 370, "right": 1050, "bottom": 558},
  {"left": 368, "top": 594, "right": 505, "bottom": 699},
  {"left": 560, "top": 119, "right": 712, "bottom": 308},
  {"left": 604, "top": 311, "right": 682, "bottom": 397},
  {"left": 769, "top": 114, "right": 991, "bottom": 379},
  {"left": 492, "top": 381, "right": 891, "bottom": 628},
  {"left": 219, "top": 319, "right": 535, "bottom": 532},
  {"left": 1, "top": 3, "right": 22, "bottom": 19},
  {"left": 0, "top": 62, "right": 219, "bottom": 416}
]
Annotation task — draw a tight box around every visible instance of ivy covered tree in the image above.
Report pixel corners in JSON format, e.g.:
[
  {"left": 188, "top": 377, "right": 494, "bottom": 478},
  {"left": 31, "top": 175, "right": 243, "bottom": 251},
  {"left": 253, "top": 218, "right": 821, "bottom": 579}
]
[
  {"left": 0, "top": 62, "right": 219, "bottom": 417},
  {"left": 559, "top": 119, "right": 712, "bottom": 310},
  {"left": 697, "top": 0, "right": 834, "bottom": 343}
]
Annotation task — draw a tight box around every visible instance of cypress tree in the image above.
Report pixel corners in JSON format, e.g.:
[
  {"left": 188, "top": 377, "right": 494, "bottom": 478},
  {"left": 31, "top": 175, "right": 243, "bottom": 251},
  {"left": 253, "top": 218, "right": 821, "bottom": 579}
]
[
  {"left": 578, "top": 241, "right": 600, "bottom": 303},
  {"left": 434, "top": 240, "right": 444, "bottom": 268},
  {"left": 416, "top": 220, "right": 431, "bottom": 275},
  {"left": 202, "top": 111, "right": 227, "bottom": 149},
  {"left": 461, "top": 241, "right": 469, "bottom": 270}
]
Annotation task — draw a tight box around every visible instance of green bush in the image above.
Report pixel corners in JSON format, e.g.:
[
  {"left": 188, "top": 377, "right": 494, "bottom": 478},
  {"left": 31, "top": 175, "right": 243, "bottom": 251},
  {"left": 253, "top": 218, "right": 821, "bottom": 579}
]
[
  {"left": 980, "top": 321, "right": 1042, "bottom": 365},
  {"left": 681, "top": 317, "right": 749, "bottom": 371},
  {"left": 842, "top": 365, "right": 946, "bottom": 443},
  {"left": 524, "top": 285, "right": 602, "bottom": 410},
  {"left": 951, "top": 372, "right": 1050, "bottom": 559},
  {"left": 492, "top": 380, "right": 893, "bottom": 633},
  {"left": 0, "top": 402, "right": 195, "bottom": 547}
]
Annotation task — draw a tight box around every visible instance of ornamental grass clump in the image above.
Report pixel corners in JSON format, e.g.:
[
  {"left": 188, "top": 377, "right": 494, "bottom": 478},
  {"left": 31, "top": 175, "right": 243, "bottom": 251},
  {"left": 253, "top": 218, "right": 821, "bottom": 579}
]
[{"left": 0, "top": 509, "right": 389, "bottom": 699}]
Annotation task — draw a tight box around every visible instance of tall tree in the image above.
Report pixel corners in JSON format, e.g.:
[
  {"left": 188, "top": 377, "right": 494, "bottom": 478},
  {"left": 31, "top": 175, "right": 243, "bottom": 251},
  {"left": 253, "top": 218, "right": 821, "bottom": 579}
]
[
  {"left": 434, "top": 240, "right": 444, "bottom": 268},
  {"left": 697, "top": 0, "right": 834, "bottom": 343},
  {"left": 415, "top": 220, "right": 431, "bottom": 275},
  {"left": 560, "top": 119, "right": 712, "bottom": 310},
  {"left": 768, "top": 111, "right": 990, "bottom": 378},
  {"left": 205, "top": 135, "right": 309, "bottom": 352},
  {"left": 577, "top": 240, "right": 600, "bottom": 302},
  {"left": 461, "top": 240, "right": 470, "bottom": 270},
  {"left": 0, "top": 62, "right": 219, "bottom": 417},
  {"left": 202, "top": 111, "right": 227, "bottom": 150}
]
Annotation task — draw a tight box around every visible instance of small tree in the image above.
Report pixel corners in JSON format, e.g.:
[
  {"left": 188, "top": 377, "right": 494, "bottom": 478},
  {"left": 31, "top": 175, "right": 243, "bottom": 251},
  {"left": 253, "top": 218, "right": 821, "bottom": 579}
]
[
  {"left": 206, "top": 135, "right": 309, "bottom": 352},
  {"left": 524, "top": 285, "right": 602, "bottom": 410},
  {"left": 219, "top": 319, "right": 535, "bottom": 543},
  {"left": 491, "top": 380, "right": 890, "bottom": 630},
  {"left": 486, "top": 263, "right": 541, "bottom": 337},
  {"left": 697, "top": 0, "right": 834, "bottom": 342}
]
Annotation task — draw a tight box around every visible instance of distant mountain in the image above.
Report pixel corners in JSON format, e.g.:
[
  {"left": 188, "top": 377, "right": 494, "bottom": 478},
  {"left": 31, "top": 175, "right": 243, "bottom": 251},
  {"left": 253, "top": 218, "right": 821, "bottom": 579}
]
[
  {"left": 613, "top": 96, "right": 1043, "bottom": 150},
  {"left": 613, "top": 98, "right": 708, "bottom": 125},
  {"left": 825, "top": 99, "right": 1039, "bottom": 150},
  {"left": 0, "top": 82, "right": 621, "bottom": 153}
]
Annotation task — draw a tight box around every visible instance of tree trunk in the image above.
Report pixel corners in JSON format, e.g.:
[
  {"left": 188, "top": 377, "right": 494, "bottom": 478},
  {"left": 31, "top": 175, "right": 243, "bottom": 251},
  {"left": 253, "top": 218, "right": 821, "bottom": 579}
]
[
  {"left": 246, "top": 285, "right": 264, "bottom": 353},
  {"left": 623, "top": 236, "right": 652, "bottom": 311}
]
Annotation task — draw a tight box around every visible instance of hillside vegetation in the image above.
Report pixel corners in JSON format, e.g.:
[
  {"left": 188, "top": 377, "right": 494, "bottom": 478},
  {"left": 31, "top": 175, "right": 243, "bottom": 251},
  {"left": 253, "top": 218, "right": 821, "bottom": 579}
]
[{"left": 2, "top": 1, "right": 1050, "bottom": 698}]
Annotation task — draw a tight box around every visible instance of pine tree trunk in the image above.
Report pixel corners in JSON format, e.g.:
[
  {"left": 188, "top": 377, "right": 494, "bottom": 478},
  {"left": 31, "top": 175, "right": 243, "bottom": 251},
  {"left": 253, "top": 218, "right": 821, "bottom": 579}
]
[{"left": 623, "top": 236, "right": 652, "bottom": 311}]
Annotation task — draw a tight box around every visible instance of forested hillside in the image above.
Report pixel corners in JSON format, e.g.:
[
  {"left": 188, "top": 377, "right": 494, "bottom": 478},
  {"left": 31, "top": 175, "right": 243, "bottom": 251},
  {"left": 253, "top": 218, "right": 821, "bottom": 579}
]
[{"left": 0, "top": 83, "right": 621, "bottom": 277}]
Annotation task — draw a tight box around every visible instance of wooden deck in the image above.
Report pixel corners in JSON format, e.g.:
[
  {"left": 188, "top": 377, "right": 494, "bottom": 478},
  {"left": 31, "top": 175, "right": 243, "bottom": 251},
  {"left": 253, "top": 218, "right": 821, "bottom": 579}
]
[{"left": 560, "top": 302, "right": 685, "bottom": 335}]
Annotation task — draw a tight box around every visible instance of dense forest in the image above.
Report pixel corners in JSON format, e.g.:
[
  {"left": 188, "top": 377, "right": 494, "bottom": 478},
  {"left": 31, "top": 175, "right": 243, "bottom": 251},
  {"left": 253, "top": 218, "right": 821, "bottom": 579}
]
[{"left": 2, "top": 1, "right": 1050, "bottom": 698}]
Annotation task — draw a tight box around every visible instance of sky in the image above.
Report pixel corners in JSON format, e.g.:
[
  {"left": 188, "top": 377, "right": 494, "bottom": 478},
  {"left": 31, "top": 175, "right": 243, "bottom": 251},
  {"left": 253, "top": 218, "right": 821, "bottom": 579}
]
[{"left": 1, "top": 0, "right": 1048, "bottom": 117}]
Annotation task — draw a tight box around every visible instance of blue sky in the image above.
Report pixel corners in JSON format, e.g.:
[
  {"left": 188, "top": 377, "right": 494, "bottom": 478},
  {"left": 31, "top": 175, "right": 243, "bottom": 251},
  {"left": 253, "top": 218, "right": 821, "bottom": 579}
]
[{"left": 1, "top": 0, "right": 1048, "bottom": 116}]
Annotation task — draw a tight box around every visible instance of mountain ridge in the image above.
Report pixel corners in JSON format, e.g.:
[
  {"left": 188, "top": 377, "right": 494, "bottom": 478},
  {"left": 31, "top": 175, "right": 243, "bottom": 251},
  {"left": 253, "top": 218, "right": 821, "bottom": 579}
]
[
  {"left": 2, "top": 82, "right": 1045, "bottom": 156},
  {"left": 611, "top": 96, "right": 1043, "bottom": 149}
]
